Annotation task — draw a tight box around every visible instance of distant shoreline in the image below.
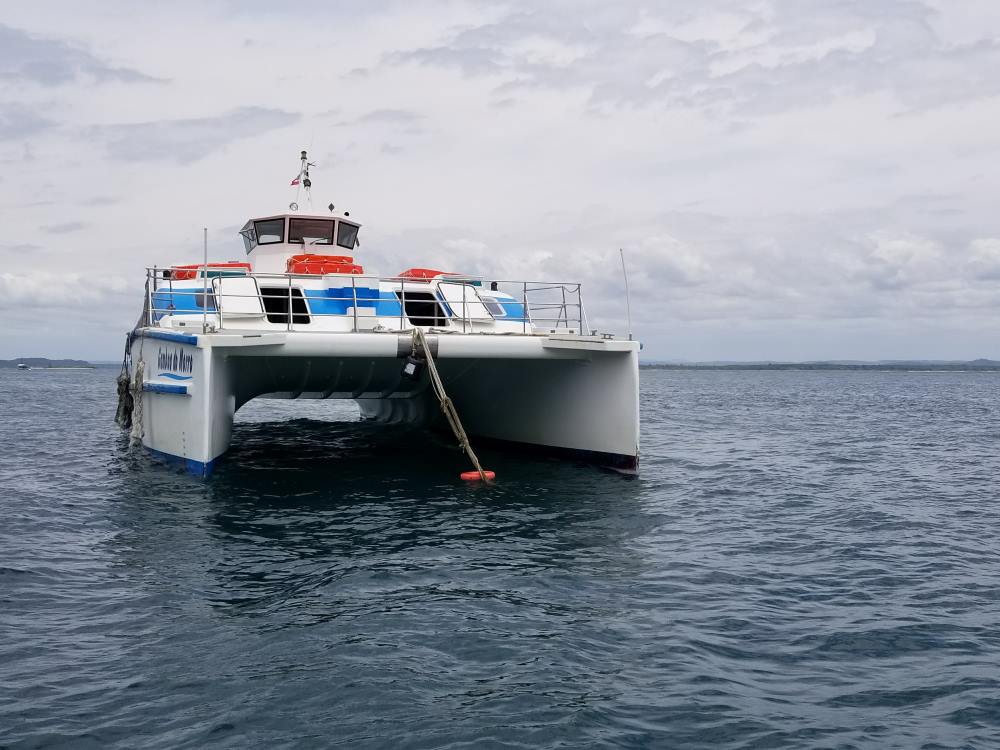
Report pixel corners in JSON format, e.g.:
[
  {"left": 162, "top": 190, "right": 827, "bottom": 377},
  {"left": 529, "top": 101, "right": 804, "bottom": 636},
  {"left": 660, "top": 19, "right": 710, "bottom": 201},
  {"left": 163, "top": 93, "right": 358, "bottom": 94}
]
[
  {"left": 641, "top": 361, "right": 1000, "bottom": 372},
  {"left": 1, "top": 358, "right": 101, "bottom": 370}
]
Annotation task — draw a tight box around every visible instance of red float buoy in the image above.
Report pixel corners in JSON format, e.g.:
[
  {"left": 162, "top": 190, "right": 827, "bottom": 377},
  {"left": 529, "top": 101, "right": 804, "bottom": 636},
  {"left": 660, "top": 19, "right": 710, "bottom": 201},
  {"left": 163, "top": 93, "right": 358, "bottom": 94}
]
[{"left": 460, "top": 470, "right": 495, "bottom": 482}]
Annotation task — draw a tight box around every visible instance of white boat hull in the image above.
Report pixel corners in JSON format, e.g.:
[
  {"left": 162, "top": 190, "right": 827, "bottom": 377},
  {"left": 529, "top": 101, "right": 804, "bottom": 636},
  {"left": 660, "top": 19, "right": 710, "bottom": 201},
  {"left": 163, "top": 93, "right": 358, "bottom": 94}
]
[{"left": 128, "top": 329, "right": 640, "bottom": 476}]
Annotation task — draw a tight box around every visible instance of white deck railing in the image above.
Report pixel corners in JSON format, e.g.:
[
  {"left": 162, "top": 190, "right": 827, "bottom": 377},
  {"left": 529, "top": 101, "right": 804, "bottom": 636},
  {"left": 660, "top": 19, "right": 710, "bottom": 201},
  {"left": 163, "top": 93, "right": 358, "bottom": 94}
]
[{"left": 142, "top": 268, "right": 590, "bottom": 335}]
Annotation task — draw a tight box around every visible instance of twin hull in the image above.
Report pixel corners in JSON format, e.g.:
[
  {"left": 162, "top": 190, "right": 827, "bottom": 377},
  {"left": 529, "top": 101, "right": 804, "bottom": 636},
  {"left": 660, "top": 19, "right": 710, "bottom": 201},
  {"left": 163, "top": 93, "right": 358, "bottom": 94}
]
[{"left": 131, "top": 329, "right": 640, "bottom": 476}]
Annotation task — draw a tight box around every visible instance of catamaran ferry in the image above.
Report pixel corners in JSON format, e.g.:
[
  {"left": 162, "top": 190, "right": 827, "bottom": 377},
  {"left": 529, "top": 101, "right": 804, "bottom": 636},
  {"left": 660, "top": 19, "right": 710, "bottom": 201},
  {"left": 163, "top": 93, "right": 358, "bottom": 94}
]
[{"left": 116, "top": 153, "right": 640, "bottom": 477}]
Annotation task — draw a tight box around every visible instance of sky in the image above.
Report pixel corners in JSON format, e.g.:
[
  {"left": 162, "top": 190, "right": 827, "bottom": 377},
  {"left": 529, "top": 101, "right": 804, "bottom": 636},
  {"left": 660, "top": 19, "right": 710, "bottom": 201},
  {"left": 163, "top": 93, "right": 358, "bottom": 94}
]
[{"left": 1, "top": 0, "right": 999, "bottom": 361}]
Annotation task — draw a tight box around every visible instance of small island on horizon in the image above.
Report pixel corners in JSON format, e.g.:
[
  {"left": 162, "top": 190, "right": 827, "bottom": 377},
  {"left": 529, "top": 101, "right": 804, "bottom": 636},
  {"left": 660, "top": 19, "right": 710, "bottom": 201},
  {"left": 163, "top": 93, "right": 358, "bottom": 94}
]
[
  {"left": 641, "top": 358, "right": 1000, "bottom": 371},
  {"left": 1, "top": 358, "right": 97, "bottom": 370}
]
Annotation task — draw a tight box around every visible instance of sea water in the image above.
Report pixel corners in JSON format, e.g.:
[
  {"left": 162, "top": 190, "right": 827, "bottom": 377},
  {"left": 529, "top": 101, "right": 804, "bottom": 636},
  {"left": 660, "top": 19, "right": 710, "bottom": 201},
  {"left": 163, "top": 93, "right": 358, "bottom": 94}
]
[{"left": 1, "top": 368, "right": 998, "bottom": 748}]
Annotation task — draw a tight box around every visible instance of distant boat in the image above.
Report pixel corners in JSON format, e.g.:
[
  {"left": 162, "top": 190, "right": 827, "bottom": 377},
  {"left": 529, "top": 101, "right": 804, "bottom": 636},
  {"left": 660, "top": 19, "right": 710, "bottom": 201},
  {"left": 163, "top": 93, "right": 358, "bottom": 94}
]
[
  {"left": 115, "top": 150, "right": 641, "bottom": 477},
  {"left": 17, "top": 363, "right": 28, "bottom": 370}
]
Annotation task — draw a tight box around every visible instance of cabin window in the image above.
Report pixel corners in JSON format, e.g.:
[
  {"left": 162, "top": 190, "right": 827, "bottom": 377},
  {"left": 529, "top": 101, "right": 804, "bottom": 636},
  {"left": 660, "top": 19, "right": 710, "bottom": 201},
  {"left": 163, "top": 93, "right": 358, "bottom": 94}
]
[
  {"left": 240, "top": 226, "right": 257, "bottom": 254},
  {"left": 289, "top": 218, "right": 335, "bottom": 245},
  {"left": 480, "top": 296, "right": 506, "bottom": 317},
  {"left": 260, "top": 287, "right": 310, "bottom": 324},
  {"left": 254, "top": 219, "right": 285, "bottom": 245},
  {"left": 194, "top": 291, "right": 217, "bottom": 310},
  {"left": 396, "top": 290, "right": 447, "bottom": 326},
  {"left": 337, "top": 222, "right": 360, "bottom": 249}
]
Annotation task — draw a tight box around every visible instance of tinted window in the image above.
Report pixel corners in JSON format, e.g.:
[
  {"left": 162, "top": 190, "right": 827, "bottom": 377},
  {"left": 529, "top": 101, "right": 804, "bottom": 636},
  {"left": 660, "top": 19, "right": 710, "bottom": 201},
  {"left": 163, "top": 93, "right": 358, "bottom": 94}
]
[
  {"left": 337, "top": 222, "right": 360, "bottom": 249},
  {"left": 259, "top": 287, "right": 310, "bottom": 325},
  {"left": 240, "top": 227, "right": 256, "bottom": 253},
  {"left": 289, "top": 218, "right": 335, "bottom": 245},
  {"left": 254, "top": 218, "right": 285, "bottom": 245},
  {"left": 395, "top": 290, "right": 446, "bottom": 326},
  {"left": 481, "top": 296, "right": 506, "bottom": 317}
]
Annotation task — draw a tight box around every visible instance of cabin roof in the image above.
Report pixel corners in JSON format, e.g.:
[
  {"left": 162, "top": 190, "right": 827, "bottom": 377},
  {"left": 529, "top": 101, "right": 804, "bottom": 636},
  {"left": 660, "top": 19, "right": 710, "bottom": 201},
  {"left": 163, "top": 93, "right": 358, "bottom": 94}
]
[{"left": 239, "top": 213, "right": 362, "bottom": 232}]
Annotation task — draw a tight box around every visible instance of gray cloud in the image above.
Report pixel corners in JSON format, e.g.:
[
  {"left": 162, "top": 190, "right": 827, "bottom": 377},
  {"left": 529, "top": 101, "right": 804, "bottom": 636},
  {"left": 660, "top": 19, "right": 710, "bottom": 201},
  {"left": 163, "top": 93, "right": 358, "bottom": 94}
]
[
  {"left": 94, "top": 107, "right": 301, "bottom": 163},
  {"left": 0, "top": 243, "right": 43, "bottom": 255},
  {"left": 79, "top": 196, "right": 119, "bottom": 207},
  {"left": 387, "top": 0, "right": 1000, "bottom": 117},
  {"left": 356, "top": 109, "right": 423, "bottom": 125},
  {"left": 0, "top": 24, "right": 158, "bottom": 86},
  {"left": 334, "top": 109, "right": 427, "bottom": 137},
  {"left": 44, "top": 221, "right": 87, "bottom": 234},
  {"left": 0, "top": 105, "right": 54, "bottom": 141}
]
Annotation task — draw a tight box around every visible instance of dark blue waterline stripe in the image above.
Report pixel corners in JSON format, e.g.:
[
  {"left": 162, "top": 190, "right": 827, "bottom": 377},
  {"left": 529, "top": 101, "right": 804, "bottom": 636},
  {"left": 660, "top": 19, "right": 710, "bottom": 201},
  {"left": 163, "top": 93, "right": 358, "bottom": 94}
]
[
  {"left": 157, "top": 372, "right": 193, "bottom": 380},
  {"left": 143, "top": 330, "right": 199, "bottom": 346},
  {"left": 146, "top": 446, "right": 218, "bottom": 478},
  {"left": 452, "top": 432, "right": 639, "bottom": 475},
  {"left": 142, "top": 383, "right": 189, "bottom": 395}
]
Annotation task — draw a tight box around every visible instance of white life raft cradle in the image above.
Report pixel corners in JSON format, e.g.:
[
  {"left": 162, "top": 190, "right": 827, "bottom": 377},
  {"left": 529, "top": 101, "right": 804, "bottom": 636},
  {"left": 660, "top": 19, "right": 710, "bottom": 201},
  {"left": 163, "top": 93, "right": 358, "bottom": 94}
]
[{"left": 117, "top": 151, "right": 640, "bottom": 477}]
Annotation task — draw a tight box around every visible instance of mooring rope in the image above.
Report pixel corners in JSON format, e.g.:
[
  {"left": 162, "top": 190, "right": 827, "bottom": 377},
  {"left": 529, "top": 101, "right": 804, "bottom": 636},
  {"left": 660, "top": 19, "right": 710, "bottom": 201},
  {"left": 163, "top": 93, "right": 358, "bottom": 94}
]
[
  {"left": 411, "top": 327, "right": 488, "bottom": 481},
  {"left": 129, "top": 359, "right": 145, "bottom": 446}
]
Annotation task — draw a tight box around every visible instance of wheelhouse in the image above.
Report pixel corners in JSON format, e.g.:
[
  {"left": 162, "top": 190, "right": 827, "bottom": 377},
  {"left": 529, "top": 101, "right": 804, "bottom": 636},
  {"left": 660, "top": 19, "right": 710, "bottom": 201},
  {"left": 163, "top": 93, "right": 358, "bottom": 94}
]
[
  {"left": 238, "top": 213, "right": 363, "bottom": 274},
  {"left": 239, "top": 215, "right": 361, "bottom": 254}
]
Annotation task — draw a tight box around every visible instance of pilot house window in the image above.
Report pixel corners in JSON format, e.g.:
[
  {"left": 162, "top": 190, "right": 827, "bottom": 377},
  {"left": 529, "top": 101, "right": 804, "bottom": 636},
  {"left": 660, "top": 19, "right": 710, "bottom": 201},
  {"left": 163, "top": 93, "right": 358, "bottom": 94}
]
[
  {"left": 337, "top": 222, "right": 360, "bottom": 249},
  {"left": 289, "top": 218, "right": 335, "bottom": 245},
  {"left": 254, "top": 219, "right": 285, "bottom": 245}
]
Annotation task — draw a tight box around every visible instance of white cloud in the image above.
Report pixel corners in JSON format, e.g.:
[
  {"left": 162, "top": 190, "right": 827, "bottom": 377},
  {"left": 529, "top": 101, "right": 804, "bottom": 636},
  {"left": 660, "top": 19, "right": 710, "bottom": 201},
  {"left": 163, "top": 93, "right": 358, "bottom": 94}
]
[{"left": 0, "top": 271, "right": 129, "bottom": 309}]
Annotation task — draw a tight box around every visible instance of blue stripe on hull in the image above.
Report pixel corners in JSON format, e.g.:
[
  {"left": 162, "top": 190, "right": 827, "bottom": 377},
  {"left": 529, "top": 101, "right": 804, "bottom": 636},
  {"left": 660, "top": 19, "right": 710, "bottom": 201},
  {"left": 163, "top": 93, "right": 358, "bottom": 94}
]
[
  {"left": 142, "top": 330, "right": 199, "bottom": 345},
  {"left": 142, "top": 383, "right": 189, "bottom": 395},
  {"left": 146, "top": 447, "right": 219, "bottom": 478}
]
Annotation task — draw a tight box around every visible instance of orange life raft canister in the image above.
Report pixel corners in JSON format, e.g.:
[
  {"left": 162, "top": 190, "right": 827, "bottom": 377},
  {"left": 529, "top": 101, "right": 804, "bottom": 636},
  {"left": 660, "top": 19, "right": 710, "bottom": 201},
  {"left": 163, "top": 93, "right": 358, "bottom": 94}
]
[
  {"left": 398, "top": 268, "right": 452, "bottom": 279},
  {"left": 169, "top": 262, "right": 252, "bottom": 280},
  {"left": 286, "top": 254, "right": 364, "bottom": 275}
]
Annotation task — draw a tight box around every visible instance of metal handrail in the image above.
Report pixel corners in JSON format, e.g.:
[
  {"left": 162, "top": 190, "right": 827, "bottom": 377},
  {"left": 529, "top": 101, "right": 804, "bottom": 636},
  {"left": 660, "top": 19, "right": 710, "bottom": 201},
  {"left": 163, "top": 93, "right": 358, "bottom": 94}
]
[{"left": 142, "top": 268, "right": 589, "bottom": 335}]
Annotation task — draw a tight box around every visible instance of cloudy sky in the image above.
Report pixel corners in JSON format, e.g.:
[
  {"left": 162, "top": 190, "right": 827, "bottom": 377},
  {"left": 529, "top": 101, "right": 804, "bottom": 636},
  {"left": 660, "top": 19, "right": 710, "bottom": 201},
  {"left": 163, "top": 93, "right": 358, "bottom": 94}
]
[{"left": 2, "top": 0, "right": 999, "bottom": 361}]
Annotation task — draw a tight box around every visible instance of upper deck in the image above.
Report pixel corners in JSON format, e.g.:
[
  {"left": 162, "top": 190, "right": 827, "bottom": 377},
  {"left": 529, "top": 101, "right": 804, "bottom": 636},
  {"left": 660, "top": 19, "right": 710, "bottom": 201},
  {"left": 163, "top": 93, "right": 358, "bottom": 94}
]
[{"left": 144, "top": 266, "right": 589, "bottom": 337}]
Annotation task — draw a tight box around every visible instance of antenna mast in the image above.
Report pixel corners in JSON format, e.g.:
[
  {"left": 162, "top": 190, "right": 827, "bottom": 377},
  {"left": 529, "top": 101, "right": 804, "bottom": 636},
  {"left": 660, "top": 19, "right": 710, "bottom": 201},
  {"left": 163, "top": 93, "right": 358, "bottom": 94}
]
[
  {"left": 290, "top": 150, "right": 315, "bottom": 211},
  {"left": 620, "top": 248, "right": 633, "bottom": 341}
]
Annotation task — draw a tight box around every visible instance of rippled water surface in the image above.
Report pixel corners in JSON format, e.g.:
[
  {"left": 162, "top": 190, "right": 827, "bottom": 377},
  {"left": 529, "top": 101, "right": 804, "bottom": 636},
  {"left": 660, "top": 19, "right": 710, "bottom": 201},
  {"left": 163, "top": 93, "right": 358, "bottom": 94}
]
[{"left": 2, "top": 368, "right": 1000, "bottom": 749}]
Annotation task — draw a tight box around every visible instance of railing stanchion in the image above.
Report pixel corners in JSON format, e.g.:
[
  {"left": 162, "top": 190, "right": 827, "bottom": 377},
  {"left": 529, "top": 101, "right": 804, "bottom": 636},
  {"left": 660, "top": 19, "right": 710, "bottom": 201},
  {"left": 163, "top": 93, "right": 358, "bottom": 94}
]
[
  {"left": 287, "top": 274, "right": 293, "bottom": 332},
  {"left": 147, "top": 269, "right": 154, "bottom": 327},
  {"left": 202, "top": 228, "right": 208, "bottom": 334},
  {"left": 522, "top": 282, "right": 528, "bottom": 334},
  {"left": 400, "top": 279, "right": 405, "bottom": 331},
  {"left": 352, "top": 275, "right": 358, "bottom": 332}
]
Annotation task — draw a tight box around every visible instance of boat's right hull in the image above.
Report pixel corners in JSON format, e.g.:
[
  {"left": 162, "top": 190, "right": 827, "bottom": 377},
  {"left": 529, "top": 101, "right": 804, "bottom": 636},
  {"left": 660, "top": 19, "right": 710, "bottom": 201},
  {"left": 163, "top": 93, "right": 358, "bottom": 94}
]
[{"left": 358, "top": 350, "right": 640, "bottom": 472}]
